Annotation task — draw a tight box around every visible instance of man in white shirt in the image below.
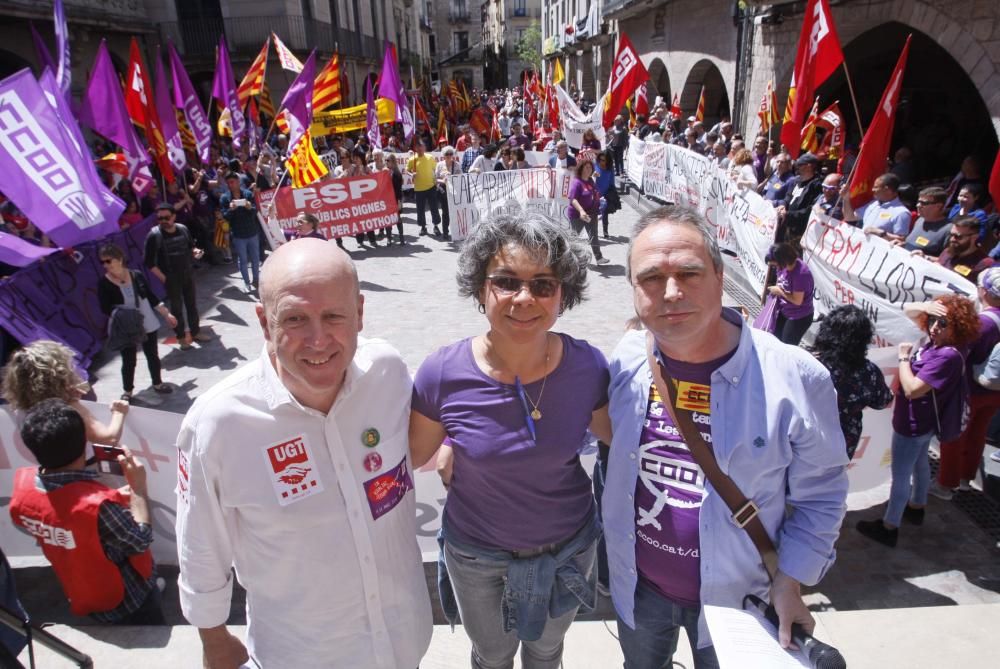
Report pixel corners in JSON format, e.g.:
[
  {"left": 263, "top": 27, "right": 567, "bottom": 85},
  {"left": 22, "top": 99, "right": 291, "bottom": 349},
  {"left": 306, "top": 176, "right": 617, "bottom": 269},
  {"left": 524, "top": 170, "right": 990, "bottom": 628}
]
[{"left": 176, "top": 239, "right": 432, "bottom": 668}]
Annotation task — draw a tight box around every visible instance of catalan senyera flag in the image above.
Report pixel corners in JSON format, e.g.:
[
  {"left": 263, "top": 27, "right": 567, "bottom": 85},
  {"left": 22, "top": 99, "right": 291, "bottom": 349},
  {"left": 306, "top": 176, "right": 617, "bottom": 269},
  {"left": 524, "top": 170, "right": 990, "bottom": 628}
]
[
  {"left": 271, "top": 31, "right": 304, "bottom": 73},
  {"left": 449, "top": 80, "right": 463, "bottom": 113},
  {"left": 177, "top": 110, "right": 196, "bottom": 153},
  {"left": 695, "top": 86, "right": 706, "bottom": 123},
  {"left": 780, "top": 0, "right": 844, "bottom": 158},
  {"left": 237, "top": 38, "right": 269, "bottom": 106},
  {"left": 414, "top": 97, "right": 429, "bottom": 127},
  {"left": 460, "top": 78, "right": 473, "bottom": 110},
  {"left": 313, "top": 54, "right": 342, "bottom": 111},
  {"left": 286, "top": 130, "right": 328, "bottom": 187},
  {"left": 799, "top": 97, "right": 821, "bottom": 153},
  {"left": 259, "top": 80, "right": 276, "bottom": 119},
  {"left": 757, "top": 80, "right": 776, "bottom": 133}
]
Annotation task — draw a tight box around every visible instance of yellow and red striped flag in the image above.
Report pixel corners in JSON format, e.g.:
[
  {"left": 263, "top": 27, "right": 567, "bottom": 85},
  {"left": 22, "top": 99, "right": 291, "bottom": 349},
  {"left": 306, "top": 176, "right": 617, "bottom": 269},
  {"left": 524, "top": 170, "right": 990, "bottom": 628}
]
[
  {"left": 799, "top": 97, "right": 821, "bottom": 153},
  {"left": 176, "top": 110, "right": 196, "bottom": 153},
  {"left": 313, "top": 54, "right": 342, "bottom": 111},
  {"left": 695, "top": 85, "right": 706, "bottom": 122},
  {"left": 757, "top": 80, "right": 775, "bottom": 133},
  {"left": 259, "top": 80, "right": 276, "bottom": 119},
  {"left": 285, "top": 130, "right": 328, "bottom": 187},
  {"left": 237, "top": 38, "right": 269, "bottom": 106}
]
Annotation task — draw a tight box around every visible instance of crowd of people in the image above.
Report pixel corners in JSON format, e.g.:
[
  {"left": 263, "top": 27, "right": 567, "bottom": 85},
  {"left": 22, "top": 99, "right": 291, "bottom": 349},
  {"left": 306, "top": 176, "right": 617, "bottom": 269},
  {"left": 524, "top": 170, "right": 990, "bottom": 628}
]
[{"left": 3, "top": 80, "right": 1000, "bottom": 669}]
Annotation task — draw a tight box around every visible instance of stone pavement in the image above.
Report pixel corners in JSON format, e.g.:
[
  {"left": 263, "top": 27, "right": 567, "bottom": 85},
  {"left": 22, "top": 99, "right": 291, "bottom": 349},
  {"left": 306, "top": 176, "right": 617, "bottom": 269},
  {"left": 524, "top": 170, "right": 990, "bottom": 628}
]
[{"left": 11, "top": 195, "right": 1000, "bottom": 649}]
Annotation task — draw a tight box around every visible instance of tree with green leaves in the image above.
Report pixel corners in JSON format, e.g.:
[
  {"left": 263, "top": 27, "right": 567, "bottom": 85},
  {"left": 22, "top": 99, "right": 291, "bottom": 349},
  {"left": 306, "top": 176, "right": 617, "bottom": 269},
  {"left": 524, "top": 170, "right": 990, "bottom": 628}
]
[{"left": 514, "top": 21, "right": 543, "bottom": 73}]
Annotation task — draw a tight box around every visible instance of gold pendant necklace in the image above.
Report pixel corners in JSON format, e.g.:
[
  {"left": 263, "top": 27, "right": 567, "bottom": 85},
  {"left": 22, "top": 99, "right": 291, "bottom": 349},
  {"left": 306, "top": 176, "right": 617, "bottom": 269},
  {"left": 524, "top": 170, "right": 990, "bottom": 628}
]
[{"left": 521, "top": 339, "right": 551, "bottom": 421}]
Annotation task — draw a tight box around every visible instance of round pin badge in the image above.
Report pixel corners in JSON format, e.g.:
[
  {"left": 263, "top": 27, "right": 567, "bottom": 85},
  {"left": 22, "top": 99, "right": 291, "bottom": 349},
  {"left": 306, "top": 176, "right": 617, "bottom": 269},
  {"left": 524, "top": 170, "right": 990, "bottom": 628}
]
[
  {"left": 363, "top": 452, "right": 383, "bottom": 473},
  {"left": 362, "top": 428, "right": 380, "bottom": 448}
]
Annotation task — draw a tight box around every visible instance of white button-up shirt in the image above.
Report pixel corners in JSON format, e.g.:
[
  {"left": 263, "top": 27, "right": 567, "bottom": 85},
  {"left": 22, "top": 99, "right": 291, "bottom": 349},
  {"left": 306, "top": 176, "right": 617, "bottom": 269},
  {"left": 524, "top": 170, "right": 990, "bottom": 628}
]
[{"left": 176, "top": 338, "right": 432, "bottom": 668}]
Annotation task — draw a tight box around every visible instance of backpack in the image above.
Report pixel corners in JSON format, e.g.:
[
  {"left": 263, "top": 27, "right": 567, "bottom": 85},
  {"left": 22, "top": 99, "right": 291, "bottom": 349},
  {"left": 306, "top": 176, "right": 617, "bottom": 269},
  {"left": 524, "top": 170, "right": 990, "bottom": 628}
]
[
  {"left": 972, "top": 310, "right": 1000, "bottom": 390},
  {"left": 932, "top": 346, "right": 969, "bottom": 442},
  {"left": 106, "top": 272, "right": 146, "bottom": 351}
]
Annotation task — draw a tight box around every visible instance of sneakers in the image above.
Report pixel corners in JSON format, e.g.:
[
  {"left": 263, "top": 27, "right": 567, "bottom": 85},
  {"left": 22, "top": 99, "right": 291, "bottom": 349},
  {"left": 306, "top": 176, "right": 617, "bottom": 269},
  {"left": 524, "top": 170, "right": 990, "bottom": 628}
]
[
  {"left": 153, "top": 383, "right": 173, "bottom": 394},
  {"left": 433, "top": 226, "right": 441, "bottom": 236},
  {"left": 596, "top": 257, "right": 611, "bottom": 266},
  {"left": 244, "top": 283, "right": 252, "bottom": 293},
  {"left": 958, "top": 479, "right": 973, "bottom": 492},
  {"left": 419, "top": 227, "right": 429, "bottom": 236},
  {"left": 902, "top": 505, "right": 925, "bottom": 526},
  {"left": 856, "top": 519, "right": 898, "bottom": 547},
  {"left": 991, "top": 450, "right": 1000, "bottom": 463},
  {"left": 929, "top": 482, "right": 954, "bottom": 501}
]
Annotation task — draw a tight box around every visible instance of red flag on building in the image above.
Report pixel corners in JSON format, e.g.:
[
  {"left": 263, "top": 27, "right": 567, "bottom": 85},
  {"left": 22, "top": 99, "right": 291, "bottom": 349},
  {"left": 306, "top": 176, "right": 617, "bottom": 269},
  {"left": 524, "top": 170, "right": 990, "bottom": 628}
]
[
  {"left": 635, "top": 82, "right": 649, "bottom": 117},
  {"left": 779, "top": 0, "right": 844, "bottom": 158},
  {"left": 237, "top": 38, "right": 269, "bottom": 106},
  {"left": 848, "top": 35, "right": 911, "bottom": 209},
  {"left": 695, "top": 86, "right": 706, "bottom": 122},
  {"left": 123, "top": 38, "right": 172, "bottom": 182},
  {"left": 670, "top": 92, "right": 681, "bottom": 117},
  {"left": 602, "top": 34, "right": 649, "bottom": 129}
]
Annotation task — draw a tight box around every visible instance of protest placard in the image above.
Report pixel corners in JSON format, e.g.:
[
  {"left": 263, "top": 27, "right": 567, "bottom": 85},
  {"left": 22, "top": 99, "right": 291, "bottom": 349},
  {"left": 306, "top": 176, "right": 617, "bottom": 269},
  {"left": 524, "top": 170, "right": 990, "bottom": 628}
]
[{"left": 309, "top": 98, "right": 396, "bottom": 136}]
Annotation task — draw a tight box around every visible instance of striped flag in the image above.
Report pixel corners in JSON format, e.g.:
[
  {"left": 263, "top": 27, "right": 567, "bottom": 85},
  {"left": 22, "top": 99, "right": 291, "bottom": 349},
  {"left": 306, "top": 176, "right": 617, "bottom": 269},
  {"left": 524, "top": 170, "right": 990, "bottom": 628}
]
[
  {"left": 313, "top": 54, "right": 342, "bottom": 111},
  {"left": 271, "top": 32, "right": 304, "bottom": 73},
  {"left": 695, "top": 85, "right": 705, "bottom": 122},
  {"left": 259, "top": 80, "right": 276, "bottom": 119},
  {"left": 799, "top": 97, "right": 821, "bottom": 153},
  {"left": 757, "top": 80, "right": 774, "bottom": 133},
  {"left": 177, "top": 110, "right": 196, "bottom": 153},
  {"left": 237, "top": 38, "right": 270, "bottom": 106},
  {"left": 286, "top": 130, "right": 328, "bottom": 187}
]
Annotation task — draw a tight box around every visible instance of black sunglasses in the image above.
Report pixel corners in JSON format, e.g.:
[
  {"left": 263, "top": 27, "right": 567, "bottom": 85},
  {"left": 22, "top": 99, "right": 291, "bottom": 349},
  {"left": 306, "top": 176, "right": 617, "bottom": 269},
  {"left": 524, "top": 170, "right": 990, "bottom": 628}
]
[
  {"left": 100, "top": 259, "right": 114, "bottom": 265},
  {"left": 487, "top": 275, "right": 561, "bottom": 298},
  {"left": 928, "top": 316, "right": 949, "bottom": 329}
]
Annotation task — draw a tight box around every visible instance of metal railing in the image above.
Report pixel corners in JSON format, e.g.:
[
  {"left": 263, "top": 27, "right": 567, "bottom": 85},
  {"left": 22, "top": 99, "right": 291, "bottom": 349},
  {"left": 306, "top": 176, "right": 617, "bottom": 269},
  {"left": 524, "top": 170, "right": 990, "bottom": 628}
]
[
  {"left": 160, "top": 15, "right": 384, "bottom": 61},
  {"left": 449, "top": 7, "right": 472, "bottom": 23}
]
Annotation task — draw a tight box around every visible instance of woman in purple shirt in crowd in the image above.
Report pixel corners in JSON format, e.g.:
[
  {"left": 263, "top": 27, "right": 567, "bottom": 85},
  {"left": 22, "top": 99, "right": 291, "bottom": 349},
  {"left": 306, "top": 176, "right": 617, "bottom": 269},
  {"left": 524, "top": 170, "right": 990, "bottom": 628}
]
[
  {"left": 284, "top": 213, "right": 326, "bottom": 242},
  {"left": 410, "top": 211, "right": 612, "bottom": 668},
  {"left": 580, "top": 128, "right": 602, "bottom": 151},
  {"left": 766, "top": 242, "right": 815, "bottom": 346},
  {"left": 566, "top": 159, "right": 609, "bottom": 266},
  {"left": 857, "top": 293, "right": 980, "bottom": 547}
]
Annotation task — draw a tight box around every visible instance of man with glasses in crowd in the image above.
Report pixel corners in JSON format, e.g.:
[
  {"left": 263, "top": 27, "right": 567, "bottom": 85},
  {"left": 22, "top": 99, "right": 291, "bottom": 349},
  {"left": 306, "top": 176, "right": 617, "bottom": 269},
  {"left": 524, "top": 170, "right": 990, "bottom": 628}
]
[
  {"left": 144, "top": 204, "right": 209, "bottom": 350},
  {"left": 813, "top": 173, "right": 844, "bottom": 220},
  {"left": 937, "top": 215, "right": 995, "bottom": 283},
  {"left": 761, "top": 153, "right": 794, "bottom": 205},
  {"left": 900, "top": 187, "right": 952, "bottom": 259}
]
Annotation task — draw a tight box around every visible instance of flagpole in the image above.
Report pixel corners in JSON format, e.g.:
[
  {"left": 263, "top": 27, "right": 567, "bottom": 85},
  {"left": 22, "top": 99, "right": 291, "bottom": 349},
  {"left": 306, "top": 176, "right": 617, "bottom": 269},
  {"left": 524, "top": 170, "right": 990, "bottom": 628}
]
[{"left": 841, "top": 61, "right": 865, "bottom": 138}]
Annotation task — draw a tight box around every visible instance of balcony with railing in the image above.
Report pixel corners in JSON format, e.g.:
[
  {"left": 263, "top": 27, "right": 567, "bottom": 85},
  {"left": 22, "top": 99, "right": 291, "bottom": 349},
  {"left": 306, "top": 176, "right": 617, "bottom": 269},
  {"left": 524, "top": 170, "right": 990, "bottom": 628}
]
[
  {"left": 448, "top": 3, "right": 471, "bottom": 23},
  {"left": 160, "top": 15, "right": 382, "bottom": 62},
  {"left": 508, "top": 6, "right": 541, "bottom": 19},
  {"left": 419, "top": 10, "right": 433, "bottom": 31}
]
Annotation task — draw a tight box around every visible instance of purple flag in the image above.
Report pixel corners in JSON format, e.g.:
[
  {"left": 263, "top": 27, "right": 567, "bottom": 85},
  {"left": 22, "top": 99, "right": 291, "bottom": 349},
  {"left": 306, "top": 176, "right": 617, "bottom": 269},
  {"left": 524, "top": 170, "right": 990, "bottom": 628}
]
[
  {"left": 168, "top": 42, "right": 211, "bottom": 164},
  {"left": 153, "top": 49, "right": 185, "bottom": 171},
  {"left": 0, "top": 69, "right": 123, "bottom": 246},
  {"left": 78, "top": 40, "right": 154, "bottom": 196},
  {"left": 211, "top": 36, "right": 245, "bottom": 150},
  {"left": 0, "top": 231, "right": 58, "bottom": 267},
  {"left": 30, "top": 23, "right": 56, "bottom": 75},
  {"left": 377, "top": 43, "right": 413, "bottom": 141},
  {"left": 278, "top": 50, "right": 317, "bottom": 152},
  {"left": 365, "top": 77, "right": 381, "bottom": 150},
  {"left": 53, "top": 0, "right": 70, "bottom": 98}
]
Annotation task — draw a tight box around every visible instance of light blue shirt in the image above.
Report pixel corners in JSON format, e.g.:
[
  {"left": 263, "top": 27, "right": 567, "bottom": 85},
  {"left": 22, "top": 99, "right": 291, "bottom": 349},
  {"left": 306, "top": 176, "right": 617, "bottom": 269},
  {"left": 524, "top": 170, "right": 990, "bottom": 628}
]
[
  {"left": 858, "top": 196, "right": 911, "bottom": 236},
  {"left": 603, "top": 310, "right": 849, "bottom": 646}
]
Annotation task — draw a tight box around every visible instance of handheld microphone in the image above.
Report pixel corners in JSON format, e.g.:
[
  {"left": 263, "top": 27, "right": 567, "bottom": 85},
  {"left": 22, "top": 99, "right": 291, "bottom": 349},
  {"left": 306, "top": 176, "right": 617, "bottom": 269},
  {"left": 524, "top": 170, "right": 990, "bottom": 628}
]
[{"left": 742, "top": 594, "right": 846, "bottom": 669}]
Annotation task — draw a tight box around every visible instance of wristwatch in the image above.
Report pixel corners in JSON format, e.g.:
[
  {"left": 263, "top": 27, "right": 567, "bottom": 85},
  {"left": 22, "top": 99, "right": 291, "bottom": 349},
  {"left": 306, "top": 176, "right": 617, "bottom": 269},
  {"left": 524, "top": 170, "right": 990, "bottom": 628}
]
[{"left": 898, "top": 357, "right": 910, "bottom": 363}]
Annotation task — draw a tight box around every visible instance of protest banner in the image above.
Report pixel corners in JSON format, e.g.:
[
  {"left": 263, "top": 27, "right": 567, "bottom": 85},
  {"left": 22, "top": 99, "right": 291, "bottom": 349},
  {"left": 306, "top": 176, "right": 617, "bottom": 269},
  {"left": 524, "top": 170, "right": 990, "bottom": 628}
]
[
  {"left": 444, "top": 167, "right": 572, "bottom": 241},
  {"left": 309, "top": 98, "right": 396, "bottom": 136},
  {"left": 626, "top": 135, "right": 646, "bottom": 186},
  {"left": 264, "top": 171, "right": 399, "bottom": 239},
  {"left": 0, "top": 217, "right": 158, "bottom": 369},
  {"left": 802, "top": 212, "right": 977, "bottom": 346}
]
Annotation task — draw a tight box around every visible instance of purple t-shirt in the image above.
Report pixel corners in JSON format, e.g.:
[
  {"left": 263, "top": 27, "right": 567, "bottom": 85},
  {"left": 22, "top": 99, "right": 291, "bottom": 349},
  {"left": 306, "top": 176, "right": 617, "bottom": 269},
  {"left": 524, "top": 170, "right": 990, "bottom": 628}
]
[
  {"left": 892, "top": 343, "right": 965, "bottom": 436},
  {"left": 634, "top": 349, "right": 733, "bottom": 607},
  {"left": 566, "top": 178, "right": 599, "bottom": 220},
  {"left": 777, "top": 260, "right": 814, "bottom": 320},
  {"left": 969, "top": 308, "right": 1000, "bottom": 396},
  {"left": 412, "top": 333, "right": 609, "bottom": 549}
]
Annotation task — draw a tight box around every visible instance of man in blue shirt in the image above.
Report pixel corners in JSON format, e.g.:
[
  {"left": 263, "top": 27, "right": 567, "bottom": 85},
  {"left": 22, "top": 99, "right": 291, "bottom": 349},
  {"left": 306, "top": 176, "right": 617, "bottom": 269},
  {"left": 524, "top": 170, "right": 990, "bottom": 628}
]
[
  {"left": 844, "top": 173, "right": 912, "bottom": 241},
  {"left": 603, "top": 205, "right": 848, "bottom": 668},
  {"left": 761, "top": 153, "right": 793, "bottom": 204}
]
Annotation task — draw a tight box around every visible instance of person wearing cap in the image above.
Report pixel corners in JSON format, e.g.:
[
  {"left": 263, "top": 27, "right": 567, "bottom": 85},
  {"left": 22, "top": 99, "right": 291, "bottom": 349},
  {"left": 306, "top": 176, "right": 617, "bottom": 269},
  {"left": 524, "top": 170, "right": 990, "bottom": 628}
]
[
  {"left": 776, "top": 152, "right": 824, "bottom": 242},
  {"left": 933, "top": 267, "right": 1000, "bottom": 500},
  {"left": 842, "top": 173, "right": 911, "bottom": 242},
  {"left": 435, "top": 147, "right": 460, "bottom": 240}
]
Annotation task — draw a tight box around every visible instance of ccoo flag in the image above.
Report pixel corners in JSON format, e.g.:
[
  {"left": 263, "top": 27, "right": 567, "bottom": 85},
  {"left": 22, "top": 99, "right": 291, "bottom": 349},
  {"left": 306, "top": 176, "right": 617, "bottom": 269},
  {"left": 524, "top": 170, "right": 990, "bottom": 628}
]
[
  {"left": 603, "top": 34, "right": 649, "bottom": 129},
  {"left": 124, "top": 38, "right": 173, "bottom": 183},
  {"left": 153, "top": 50, "right": 185, "bottom": 171},
  {"left": 278, "top": 50, "right": 317, "bottom": 152},
  {"left": 211, "top": 35, "right": 245, "bottom": 149},
  {"left": 848, "top": 35, "right": 911, "bottom": 208},
  {"left": 168, "top": 42, "right": 211, "bottom": 164},
  {"left": 365, "top": 76, "right": 381, "bottom": 150},
  {"left": 0, "top": 69, "right": 123, "bottom": 246},
  {"left": 779, "top": 0, "right": 844, "bottom": 158}
]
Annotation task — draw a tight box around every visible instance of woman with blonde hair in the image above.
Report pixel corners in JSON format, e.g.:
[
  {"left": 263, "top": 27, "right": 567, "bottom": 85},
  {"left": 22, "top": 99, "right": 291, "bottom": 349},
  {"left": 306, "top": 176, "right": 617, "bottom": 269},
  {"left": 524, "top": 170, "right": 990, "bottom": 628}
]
[
  {"left": 2, "top": 340, "right": 129, "bottom": 444},
  {"left": 728, "top": 147, "right": 759, "bottom": 189}
]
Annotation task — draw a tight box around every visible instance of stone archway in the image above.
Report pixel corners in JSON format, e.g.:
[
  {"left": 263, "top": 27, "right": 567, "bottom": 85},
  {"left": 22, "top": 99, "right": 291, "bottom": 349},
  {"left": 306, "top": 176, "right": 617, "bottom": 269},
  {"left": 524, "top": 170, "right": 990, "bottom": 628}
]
[
  {"left": 646, "top": 57, "right": 670, "bottom": 102},
  {"left": 680, "top": 59, "right": 730, "bottom": 127}
]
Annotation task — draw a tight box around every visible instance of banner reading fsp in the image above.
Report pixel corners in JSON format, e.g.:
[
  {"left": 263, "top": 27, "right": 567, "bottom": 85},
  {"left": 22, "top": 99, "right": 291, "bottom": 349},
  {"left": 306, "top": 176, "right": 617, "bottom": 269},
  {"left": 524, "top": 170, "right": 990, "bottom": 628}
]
[
  {"left": 445, "top": 167, "right": 572, "bottom": 241},
  {"left": 265, "top": 171, "right": 399, "bottom": 239}
]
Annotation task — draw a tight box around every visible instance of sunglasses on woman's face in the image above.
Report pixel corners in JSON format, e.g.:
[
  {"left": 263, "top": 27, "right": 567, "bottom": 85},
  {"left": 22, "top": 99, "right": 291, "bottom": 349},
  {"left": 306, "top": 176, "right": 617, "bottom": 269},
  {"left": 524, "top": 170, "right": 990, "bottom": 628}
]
[
  {"left": 928, "top": 316, "right": 949, "bottom": 329},
  {"left": 487, "top": 275, "right": 561, "bottom": 298}
]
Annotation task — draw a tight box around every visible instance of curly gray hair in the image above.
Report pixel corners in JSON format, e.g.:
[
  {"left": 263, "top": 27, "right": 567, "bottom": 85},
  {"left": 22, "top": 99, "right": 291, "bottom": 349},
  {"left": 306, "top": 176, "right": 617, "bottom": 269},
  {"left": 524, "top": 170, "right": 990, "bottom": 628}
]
[{"left": 457, "top": 210, "right": 591, "bottom": 312}]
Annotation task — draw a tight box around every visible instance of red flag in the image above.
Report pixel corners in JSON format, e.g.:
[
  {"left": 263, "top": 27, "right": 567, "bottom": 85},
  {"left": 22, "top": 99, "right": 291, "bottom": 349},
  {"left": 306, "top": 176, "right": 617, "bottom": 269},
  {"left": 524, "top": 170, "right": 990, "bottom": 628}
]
[
  {"left": 990, "top": 150, "right": 1000, "bottom": 212},
  {"left": 815, "top": 102, "right": 845, "bottom": 159},
  {"left": 545, "top": 85, "right": 560, "bottom": 130},
  {"left": 602, "top": 34, "right": 650, "bottom": 129},
  {"left": 670, "top": 92, "right": 681, "bottom": 117},
  {"left": 437, "top": 106, "right": 448, "bottom": 144},
  {"left": 124, "top": 38, "right": 173, "bottom": 182},
  {"left": 695, "top": 86, "right": 706, "bottom": 123},
  {"left": 800, "top": 97, "right": 821, "bottom": 153},
  {"left": 848, "top": 35, "right": 911, "bottom": 209},
  {"left": 635, "top": 82, "right": 649, "bottom": 117},
  {"left": 779, "top": 0, "right": 844, "bottom": 158},
  {"left": 414, "top": 97, "right": 429, "bottom": 126},
  {"left": 491, "top": 107, "right": 502, "bottom": 142},
  {"left": 470, "top": 108, "right": 490, "bottom": 136}
]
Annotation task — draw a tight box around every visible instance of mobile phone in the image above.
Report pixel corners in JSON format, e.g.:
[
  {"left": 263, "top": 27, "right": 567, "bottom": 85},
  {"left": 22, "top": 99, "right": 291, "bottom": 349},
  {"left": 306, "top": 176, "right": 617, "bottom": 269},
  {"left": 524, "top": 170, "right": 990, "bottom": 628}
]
[
  {"left": 92, "top": 444, "right": 125, "bottom": 476},
  {"left": 232, "top": 198, "right": 248, "bottom": 207}
]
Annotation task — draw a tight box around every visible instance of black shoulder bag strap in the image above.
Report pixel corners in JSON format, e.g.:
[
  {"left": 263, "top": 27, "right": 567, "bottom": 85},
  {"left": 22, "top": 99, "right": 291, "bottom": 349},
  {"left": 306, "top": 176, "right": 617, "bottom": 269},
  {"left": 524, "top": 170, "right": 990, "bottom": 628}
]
[{"left": 645, "top": 332, "right": 779, "bottom": 582}]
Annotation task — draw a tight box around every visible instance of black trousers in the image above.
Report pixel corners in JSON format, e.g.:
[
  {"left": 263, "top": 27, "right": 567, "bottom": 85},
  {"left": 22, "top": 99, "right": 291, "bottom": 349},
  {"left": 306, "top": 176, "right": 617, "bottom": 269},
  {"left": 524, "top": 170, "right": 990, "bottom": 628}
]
[
  {"left": 165, "top": 272, "right": 199, "bottom": 338},
  {"left": 414, "top": 188, "right": 440, "bottom": 230},
  {"left": 613, "top": 146, "right": 625, "bottom": 175},
  {"left": 570, "top": 214, "right": 603, "bottom": 260},
  {"left": 120, "top": 331, "right": 162, "bottom": 392},
  {"left": 775, "top": 312, "right": 813, "bottom": 347},
  {"left": 438, "top": 187, "right": 450, "bottom": 235}
]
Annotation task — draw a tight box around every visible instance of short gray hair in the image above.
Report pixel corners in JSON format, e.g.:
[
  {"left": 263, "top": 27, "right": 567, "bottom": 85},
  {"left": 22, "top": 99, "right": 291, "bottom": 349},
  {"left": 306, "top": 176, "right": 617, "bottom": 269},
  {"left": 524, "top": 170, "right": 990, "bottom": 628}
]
[
  {"left": 457, "top": 210, "right": 591, "bottom": 312},
  {"left": 625, "top": 205, "right": 724, "bottom": 282}
]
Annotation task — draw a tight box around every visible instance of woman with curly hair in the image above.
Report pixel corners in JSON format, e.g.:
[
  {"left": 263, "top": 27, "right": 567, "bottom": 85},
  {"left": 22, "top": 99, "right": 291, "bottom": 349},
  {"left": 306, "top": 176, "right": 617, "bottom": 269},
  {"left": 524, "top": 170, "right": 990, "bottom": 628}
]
[
  {"left": 811, "top": 305, "right": 893, "bottom": 459},
  {"left": 2, "top": 340, "right": 128, "bottom": 444},
  {"left": 857, "top": 293, "right": 980, "bottom": 547}
]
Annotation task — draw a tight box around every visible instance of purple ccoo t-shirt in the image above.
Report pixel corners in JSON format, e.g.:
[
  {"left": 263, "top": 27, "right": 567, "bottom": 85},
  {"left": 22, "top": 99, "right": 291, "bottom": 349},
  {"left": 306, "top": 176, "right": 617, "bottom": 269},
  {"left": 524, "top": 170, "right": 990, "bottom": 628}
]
[
  {"left": 892, "top": 343, "right": 965, "bottom": 436},
  {"left": 777, "top": 259, "right": 814, "bottom": 320},
  {"left": 634, "top": 349, "right": 734, "bottom": 608},
  {"left": 412, "top": 333, "right": 610, "bottom": 550}
]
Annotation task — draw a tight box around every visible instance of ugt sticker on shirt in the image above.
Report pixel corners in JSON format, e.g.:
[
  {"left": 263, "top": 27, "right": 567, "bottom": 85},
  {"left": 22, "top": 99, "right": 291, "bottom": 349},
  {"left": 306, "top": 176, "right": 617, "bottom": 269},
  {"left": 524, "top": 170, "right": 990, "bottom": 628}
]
[
  {"left": 363, "top": 458, "right": 413, "bottom": 520},
  {"left": 264, "top": 436, "right": 324, "bottom": 506}
]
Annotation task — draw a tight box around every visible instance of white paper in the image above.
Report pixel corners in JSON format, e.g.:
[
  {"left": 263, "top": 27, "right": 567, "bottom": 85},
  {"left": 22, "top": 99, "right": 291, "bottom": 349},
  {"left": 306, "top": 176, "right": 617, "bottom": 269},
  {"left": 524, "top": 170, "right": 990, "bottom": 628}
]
[{"left": 704, "top": 605, "right": 811, "bottom": 669}]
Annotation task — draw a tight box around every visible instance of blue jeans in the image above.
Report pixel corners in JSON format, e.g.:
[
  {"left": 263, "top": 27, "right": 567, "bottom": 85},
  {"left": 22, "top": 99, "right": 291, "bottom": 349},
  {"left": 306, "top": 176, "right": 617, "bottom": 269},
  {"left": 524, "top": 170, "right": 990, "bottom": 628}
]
[
  {"left": 444, "top": 538, "right": 597, "bottom": 669},
  {"left": 617, "top": 581, "right": 719, "bottom": 669},
  {"left": 884, "top": 430, "right": 934, "bottom": 527},
  {"left": 231, "top": 234, "right": 260, "bottom": 286}
]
